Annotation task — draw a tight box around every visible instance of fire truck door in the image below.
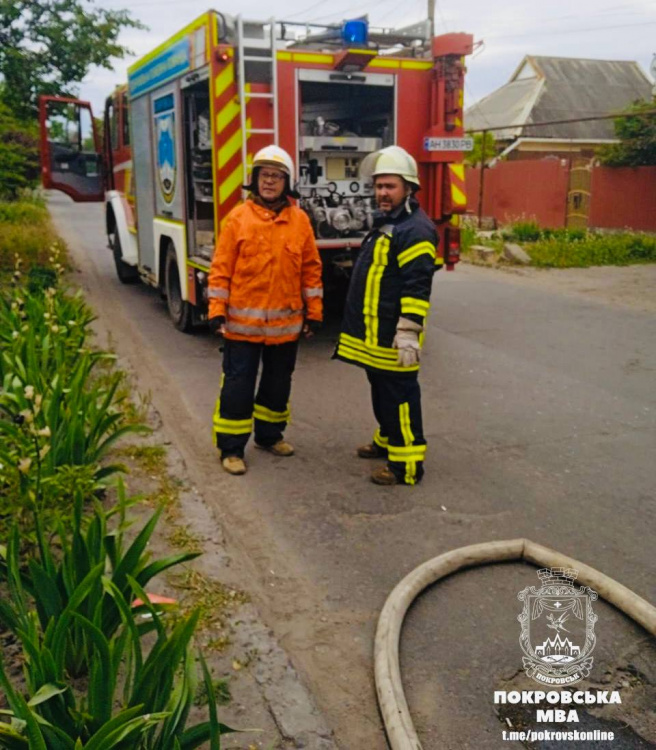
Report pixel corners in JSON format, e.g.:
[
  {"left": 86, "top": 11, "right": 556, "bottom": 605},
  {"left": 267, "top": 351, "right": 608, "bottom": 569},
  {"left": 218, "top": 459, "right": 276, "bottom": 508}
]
[{"left": 39, "top": 96, "right": 104, "bottom": 202}]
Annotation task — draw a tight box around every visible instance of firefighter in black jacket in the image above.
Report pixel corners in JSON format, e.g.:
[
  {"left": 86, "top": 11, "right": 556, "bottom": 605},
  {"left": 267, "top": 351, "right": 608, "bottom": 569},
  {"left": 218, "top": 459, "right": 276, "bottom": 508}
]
[{"left": 334, "top": 146, "right": 441, "bottom": 486}]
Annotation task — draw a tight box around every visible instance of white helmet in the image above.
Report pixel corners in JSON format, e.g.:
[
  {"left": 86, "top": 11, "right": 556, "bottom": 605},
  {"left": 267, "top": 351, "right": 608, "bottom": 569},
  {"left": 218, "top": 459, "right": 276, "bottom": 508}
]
[
  {"left": 252, "top": 145, "right": 294, "bottom": 177},
  {"left": 360, "top": 145, "right": 420, "bottom": 188}
]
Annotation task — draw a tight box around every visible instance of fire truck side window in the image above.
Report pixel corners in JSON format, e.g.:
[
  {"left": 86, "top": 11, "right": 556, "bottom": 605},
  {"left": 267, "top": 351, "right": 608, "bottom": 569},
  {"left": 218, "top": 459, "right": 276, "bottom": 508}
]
[{"left": 122, "top": 94, "right": 130, "bottom": 147}]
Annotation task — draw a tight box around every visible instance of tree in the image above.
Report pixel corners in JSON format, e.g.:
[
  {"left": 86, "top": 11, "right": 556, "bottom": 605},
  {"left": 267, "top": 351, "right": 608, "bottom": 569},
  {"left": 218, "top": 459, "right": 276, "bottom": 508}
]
[
  {"left": 0, "top": 0, "right": 144, "bottom": 121},
  {"left": 0, "top": 98, "right": 39, "bottom": 199},
  {"left": 465, "top": 131, "right": 497, "bottom": 167},
  {"left": 598, "top": 98, "right": 656, "bottom": 167}
]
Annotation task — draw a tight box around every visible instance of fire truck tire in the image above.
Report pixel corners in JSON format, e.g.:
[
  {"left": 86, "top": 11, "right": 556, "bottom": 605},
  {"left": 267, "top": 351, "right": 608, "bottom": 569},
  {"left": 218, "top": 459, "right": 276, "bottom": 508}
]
[
  {"left": 109, "top": 229, "right": 139, "bottom": 284},
  {"left": 165, "top": 244, "right": 194, "bottom": 333}
]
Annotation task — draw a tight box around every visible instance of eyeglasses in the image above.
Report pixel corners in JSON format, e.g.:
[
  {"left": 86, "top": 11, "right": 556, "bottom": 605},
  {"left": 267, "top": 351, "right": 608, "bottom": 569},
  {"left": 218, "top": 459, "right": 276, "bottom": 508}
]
[{"left": 259, "top": 170, "right": 285, "bottom": 183}]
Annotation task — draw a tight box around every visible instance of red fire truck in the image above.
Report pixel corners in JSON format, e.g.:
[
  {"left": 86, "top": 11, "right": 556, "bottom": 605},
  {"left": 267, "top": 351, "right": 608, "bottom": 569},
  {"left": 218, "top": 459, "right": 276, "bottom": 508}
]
[{"left": 40, "top": 12, "right": 473, "bottom": 332}]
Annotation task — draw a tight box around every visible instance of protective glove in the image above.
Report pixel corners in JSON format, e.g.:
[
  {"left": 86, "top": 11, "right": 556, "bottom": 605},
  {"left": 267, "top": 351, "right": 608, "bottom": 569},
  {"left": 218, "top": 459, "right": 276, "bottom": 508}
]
[
  {"left": 208, "top": 316, "right": 226, "bottom": 336},
  {"left": 303, "top": 319, "right": 322, "bottom": 337},
  {"left": 393, "top": 317, "right": 422, "bottom": 367}
]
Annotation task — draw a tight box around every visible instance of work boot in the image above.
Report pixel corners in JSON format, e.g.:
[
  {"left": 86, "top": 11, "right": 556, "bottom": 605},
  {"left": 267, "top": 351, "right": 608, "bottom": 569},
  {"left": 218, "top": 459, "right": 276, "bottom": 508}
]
[
  {"left": 256, "top": 439, "right": 294, "bottom": 457},
  {"left": 357, "top": 443, "right": 387, "bottom": 459},
  {"left": 222, "top": 455, "right": 247, "bottom": 475},
  {"left": 371, "top": 466, "right": 400, "bottom": 486}
]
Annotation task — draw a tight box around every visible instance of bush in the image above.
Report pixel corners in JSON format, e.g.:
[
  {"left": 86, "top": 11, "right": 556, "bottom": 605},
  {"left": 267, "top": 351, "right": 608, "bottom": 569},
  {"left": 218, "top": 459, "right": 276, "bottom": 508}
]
[
  {"left": 0, "top": 102, "right": 39, "bottom": 200},
  {"left": 0, "top": 198, "right": 64, "bottom": 274},
  {"left": 527, "top": 232, "right": 656, "bottom": 268},
  {"left": 506, "top": 220, "right": 541, "bottom": 243}
]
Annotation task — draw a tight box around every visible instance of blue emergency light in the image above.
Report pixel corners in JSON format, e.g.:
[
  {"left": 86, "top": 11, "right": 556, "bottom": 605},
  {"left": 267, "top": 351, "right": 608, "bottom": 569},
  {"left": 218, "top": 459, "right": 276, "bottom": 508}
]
[{"left": 342, "top": 19, "right": 368, "bottom": 45}]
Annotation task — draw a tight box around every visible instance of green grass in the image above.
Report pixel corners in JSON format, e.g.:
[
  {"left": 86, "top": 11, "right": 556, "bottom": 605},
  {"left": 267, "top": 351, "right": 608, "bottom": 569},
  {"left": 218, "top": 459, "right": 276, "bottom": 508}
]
[
  {"left": 527, "top": 232, "right": 656, "bottom": 268},
  {"left": 0, "top": 197, "right": 67, "bottom": 275},
  {"left": 462, "top": 219, "right": 656, "bottom": 269}
]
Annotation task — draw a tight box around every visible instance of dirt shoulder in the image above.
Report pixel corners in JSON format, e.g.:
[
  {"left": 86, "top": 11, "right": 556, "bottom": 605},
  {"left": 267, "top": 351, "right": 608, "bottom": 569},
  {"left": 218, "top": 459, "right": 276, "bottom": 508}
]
[{"left": 460, "top": 261, "right": 656, "bottom": 315}]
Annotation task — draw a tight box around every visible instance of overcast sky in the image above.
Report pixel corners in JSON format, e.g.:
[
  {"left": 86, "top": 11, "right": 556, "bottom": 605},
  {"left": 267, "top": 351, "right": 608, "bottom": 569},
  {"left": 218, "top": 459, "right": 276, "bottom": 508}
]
[{"left": 79, "top": 0, "right": 656, "bottom": 116}]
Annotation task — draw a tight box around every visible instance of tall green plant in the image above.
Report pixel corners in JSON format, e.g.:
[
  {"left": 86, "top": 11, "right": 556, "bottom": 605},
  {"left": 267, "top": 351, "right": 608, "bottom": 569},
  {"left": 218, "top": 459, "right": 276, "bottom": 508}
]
[
  {"left": 0, "top": 486, "right": 200, "bottom": 676},
  {"left": 0, "top": 569, "right": 237, "bottom": 748},
  {"left": 0, "top": 269, "right": 148, "bottom": 527}
]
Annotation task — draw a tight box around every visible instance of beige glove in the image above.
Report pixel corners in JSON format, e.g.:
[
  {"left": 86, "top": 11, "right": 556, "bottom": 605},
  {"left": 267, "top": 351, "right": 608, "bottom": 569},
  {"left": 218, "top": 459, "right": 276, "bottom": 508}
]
[{"left": 393, "top": 317, "right": 423, "bottom": 367}]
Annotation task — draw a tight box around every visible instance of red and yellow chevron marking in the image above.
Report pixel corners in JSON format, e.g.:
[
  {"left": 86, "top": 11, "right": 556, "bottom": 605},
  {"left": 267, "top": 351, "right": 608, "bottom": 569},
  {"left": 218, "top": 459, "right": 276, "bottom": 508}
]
[
  {"left": 447, "top": 163, "right": 467, "bottom": 212},
  {"left": 212, "top": 47, "right": 244, "bottom": 227},
  {"left": 211, "top": 45, "right": 274, "bottom": 230}
]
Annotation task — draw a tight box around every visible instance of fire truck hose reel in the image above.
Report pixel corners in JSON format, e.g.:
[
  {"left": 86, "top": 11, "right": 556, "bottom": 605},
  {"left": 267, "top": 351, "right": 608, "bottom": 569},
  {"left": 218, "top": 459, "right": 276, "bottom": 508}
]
[{"left": 374, "top": 539, "right": 656, "bottom": 750}]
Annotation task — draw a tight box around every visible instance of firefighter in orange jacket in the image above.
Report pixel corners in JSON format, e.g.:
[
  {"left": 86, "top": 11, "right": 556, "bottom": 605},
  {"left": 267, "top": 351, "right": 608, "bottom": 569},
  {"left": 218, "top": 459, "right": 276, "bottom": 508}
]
[{"left": 208, "top": 146, "right": 323, "bottom": 475}]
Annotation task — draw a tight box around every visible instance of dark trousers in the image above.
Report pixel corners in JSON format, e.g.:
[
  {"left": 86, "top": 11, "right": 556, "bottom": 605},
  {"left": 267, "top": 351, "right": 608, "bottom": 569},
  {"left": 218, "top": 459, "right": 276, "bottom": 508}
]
[
  {"left": 366, "top": 369, "right": 426, "bottom": 485},
  {"left": 213, "top": 339, "right": 298, "bottom": 457}
]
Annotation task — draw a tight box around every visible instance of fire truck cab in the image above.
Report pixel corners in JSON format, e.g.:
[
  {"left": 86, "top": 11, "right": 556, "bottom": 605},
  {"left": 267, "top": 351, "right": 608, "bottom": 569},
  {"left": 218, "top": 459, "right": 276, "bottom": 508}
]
[{"left": 40, "top": 13, "right": 473, "bottom": 332}]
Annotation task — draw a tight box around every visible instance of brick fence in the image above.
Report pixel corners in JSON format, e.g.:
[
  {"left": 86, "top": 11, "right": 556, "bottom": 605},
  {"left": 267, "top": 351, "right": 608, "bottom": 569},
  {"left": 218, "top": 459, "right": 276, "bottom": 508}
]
[{"left": 465, "top": 162, "right": 656, "bottom": 231}]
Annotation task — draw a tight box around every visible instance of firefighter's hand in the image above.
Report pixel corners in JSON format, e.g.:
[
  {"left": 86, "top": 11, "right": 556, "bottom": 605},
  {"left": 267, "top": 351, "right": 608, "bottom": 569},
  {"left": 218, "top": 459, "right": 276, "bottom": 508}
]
[
  {"left": 393, "top": 317, "right": 422, "bottom": 366},
  {"left": 208, "top": 316, "right": 226, "bottom": 336},
  {"left": 303, "top": 320, "right": 322, "bottom": 339}
]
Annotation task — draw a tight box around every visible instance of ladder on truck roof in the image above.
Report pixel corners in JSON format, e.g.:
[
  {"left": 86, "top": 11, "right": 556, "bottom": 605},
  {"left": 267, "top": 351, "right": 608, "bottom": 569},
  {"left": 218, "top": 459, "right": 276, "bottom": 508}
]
[{"left": 236, "top": 16, "right": 279, "bottom": 190}]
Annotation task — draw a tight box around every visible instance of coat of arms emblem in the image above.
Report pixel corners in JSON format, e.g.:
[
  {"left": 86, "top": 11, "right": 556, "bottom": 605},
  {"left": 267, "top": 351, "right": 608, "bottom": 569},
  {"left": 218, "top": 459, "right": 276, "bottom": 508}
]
[
  {"left": 156, "top": 111, "right": 176, "bottom": 204},
  {"left": 518, "top": 567, "right": 597, "bottom": 686}
]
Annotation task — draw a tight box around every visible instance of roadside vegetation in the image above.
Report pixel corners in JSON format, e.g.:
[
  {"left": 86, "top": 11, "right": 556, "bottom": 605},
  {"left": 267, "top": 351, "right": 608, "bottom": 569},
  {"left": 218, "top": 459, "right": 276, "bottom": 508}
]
[
  {"left": 0, "top": 208, "right": 244, "bottom": 746},
  {"left": 461, "top": 219, "right": 656, "bottom": 269}
]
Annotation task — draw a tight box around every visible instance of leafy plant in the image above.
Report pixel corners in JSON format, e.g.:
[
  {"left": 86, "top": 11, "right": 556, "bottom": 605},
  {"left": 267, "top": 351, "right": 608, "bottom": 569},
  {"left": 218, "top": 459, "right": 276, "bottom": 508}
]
[
  {"left": 0, "top": 572, "right": 237, "bottom": 748},
  {"left": 0, "top": 485, "right": 200, "bottom": 676},
  {"left": 0, "top": 269, "right": 149, "bottom": 532}
]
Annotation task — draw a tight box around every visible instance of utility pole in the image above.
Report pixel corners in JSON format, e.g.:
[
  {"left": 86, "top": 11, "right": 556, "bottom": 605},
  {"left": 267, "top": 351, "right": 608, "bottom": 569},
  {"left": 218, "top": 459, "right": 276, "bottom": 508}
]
[
  {"left": 428, "top": 0, "right": 435, "bottom": 37},
  {"left": 478, "top": 130, "right": 487, "bottom": 229}
]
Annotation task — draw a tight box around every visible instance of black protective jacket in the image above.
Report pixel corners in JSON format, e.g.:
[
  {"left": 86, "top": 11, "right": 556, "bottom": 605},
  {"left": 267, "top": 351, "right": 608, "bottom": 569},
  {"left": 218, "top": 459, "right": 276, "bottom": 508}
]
[{"left": 335, "top": 197, "right": 440, "bottom": 374}]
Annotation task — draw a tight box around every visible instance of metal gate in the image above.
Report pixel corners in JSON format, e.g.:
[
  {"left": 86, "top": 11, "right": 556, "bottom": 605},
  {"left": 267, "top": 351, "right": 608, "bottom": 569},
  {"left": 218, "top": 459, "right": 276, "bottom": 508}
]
[{"left": 566, "top": 159, "right": 592, "bottom": 228}]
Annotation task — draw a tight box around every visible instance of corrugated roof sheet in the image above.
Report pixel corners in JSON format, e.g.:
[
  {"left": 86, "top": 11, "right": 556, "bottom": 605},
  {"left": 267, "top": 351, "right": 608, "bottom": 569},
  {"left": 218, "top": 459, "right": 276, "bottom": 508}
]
[{"left": 465, "top": 55, "right": 653, "bottom": 141}]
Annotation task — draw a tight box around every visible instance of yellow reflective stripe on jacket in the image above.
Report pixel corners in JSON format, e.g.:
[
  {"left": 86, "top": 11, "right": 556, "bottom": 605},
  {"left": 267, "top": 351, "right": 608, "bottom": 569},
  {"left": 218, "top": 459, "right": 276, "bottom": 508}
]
[
  {"left": 337, "top": 339, "right": 419, "bottom": 373},
  {"left": 363, "top": 235, "right": 391, "bottom": 347},
  {"left": 400, "top": 297, "right": 430, "bottom": 317},
  {"left": 397, "top": 241, "right": 436, "bottom": 267},
  {"left": 253, "top": 403, "right": 290, "bottom": 423},
  {"left": 373, "top": 428, "right": 389, "bottom": 448},
  {"left": 340, "top": 332, "right": 397, "bottom": 360}
]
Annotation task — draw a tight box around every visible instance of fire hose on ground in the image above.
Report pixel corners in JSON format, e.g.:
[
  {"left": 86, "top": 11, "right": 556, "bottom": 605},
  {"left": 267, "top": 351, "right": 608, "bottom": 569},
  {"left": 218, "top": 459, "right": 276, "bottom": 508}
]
[{"left": 374, "top": 539, "right": 656, "bottom": 750}]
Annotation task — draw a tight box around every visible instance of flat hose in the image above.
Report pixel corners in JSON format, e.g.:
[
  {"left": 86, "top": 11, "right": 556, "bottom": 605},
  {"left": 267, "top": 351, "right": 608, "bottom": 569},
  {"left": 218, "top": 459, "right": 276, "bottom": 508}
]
[{"left": 374, "top": 538, "right": 656, "bottom": 750}]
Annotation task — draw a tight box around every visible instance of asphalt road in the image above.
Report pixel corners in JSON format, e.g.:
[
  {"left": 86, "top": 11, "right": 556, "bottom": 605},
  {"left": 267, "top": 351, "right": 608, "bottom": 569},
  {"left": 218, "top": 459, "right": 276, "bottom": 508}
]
[{"left": 49, "top": 193, "right": 656, "bottom": 749}]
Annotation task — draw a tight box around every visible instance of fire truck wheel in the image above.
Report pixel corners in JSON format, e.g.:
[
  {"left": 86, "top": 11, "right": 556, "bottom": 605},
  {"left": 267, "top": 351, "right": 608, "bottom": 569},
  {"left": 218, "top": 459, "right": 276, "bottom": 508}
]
[
  {"left": 110, "top": 230, "right": 139, "bottom": 284},
  {"left": 165, "top": 244, "right": 194, "bottom": 333}
]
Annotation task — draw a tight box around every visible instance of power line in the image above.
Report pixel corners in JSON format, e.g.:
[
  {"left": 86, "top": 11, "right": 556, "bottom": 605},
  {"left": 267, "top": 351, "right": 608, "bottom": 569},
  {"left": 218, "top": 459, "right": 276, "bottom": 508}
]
[
  {"left": 486, "top": 19, "right": 656, "bottom": 41},
  {"left": 306, "top": 0, "right": 394, "bottom": 24},
  {"left": 283, "top": 0, "right": 332, "bottom": 20},
  {"left": 467, "top": 108, "right": 656, "bottom": 135}
]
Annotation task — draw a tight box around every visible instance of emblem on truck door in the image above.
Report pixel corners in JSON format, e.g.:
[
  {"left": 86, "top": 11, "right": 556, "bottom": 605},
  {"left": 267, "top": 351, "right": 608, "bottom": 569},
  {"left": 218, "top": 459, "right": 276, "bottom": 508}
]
[{"left": 154, "top": 93, "right": 177, "bottom": 204}]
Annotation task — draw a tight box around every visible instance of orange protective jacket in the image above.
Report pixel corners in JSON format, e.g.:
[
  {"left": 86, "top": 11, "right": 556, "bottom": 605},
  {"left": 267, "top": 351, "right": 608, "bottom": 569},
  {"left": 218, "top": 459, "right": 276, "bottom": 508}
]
[{"left": 208, "top": 199, "right": 323, "bottom": 345}]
